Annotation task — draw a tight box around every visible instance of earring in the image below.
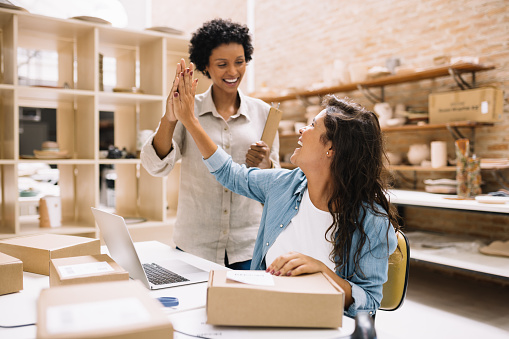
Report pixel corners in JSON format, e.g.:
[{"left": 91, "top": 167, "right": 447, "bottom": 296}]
[{"left": 326, "top": 151, "right": 329, "bottom": 155}]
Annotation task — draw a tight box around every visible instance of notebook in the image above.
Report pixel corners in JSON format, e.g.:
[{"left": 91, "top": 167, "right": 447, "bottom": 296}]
[{"left": 91, "top": 207, "right": 209, "bottom": 290}]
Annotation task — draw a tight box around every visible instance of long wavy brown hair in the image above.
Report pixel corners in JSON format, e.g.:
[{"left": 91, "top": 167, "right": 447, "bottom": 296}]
[{"left": 321, "top": 95, "right": 400, "bottom": 276}]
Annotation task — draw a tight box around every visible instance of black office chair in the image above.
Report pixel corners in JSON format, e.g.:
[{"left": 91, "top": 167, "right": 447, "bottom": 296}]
[{"left": 348, "top": 312, "right": 377, "bottom": 339}]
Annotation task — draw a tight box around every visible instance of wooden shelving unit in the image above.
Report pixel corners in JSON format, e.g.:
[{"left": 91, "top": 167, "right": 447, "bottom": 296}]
[
  {"left": 256, "top": 63, "right": 494, "bottom": 103},
  {"left": 0, "top": 8, "right": 204, "bottom": 239}
]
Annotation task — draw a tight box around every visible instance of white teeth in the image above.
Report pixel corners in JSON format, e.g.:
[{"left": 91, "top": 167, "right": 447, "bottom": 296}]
[
  {"left": 297, "top": 140, "right": 303, "bottom": 146},
  {"left": 224, "top": 78, "right": 237, "bottom": 83}
]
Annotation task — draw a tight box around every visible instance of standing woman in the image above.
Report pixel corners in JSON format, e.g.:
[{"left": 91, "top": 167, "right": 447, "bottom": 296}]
[
  {"left": 171, "top": 68, "right": 399, "bottom": 317},
  {"left": 141, "top": 19, "right": 279, "bottom": 269}
]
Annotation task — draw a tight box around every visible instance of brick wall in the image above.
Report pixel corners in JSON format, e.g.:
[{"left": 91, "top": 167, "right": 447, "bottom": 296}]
[{"left": 151, "top": 0, "right": 509, "bottom": 239}]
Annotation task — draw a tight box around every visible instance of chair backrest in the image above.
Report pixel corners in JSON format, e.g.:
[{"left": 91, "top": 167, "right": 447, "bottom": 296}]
[{"left": 380, "top": 230, "right": 410, "bottom": 311}]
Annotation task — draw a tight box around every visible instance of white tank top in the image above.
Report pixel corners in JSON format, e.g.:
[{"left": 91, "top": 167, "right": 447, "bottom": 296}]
[{"left": 266, "top": 188, "right": 335, "bottom": 271}]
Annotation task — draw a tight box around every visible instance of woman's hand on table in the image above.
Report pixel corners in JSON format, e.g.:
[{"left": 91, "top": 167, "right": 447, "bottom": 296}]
[{"left": 266, "top": 251, "right": 326, "bottom": 276}]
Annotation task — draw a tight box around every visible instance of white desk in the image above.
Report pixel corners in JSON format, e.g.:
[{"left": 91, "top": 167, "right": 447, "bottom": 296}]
[{"left": 0, "top": 241, "right": 354, "bottom": 338}]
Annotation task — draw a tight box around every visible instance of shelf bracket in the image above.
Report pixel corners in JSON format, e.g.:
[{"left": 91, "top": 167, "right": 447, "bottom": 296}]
[
  {"left": 448, "top": 68, "right": 476, "bottom": 90},
  {"left": 357, "top": 84, "right": 384, "bottom": 104}
]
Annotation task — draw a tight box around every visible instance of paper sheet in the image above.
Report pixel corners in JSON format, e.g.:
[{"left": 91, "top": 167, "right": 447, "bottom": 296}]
[
  {"left": 58, "top": 261, "right": 114, "bottom": 278},
  {"left": 226, "top": 270, "right": 275, "bottom": 286}
]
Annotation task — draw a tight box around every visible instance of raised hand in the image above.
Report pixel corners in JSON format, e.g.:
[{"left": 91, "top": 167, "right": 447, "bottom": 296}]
[
  {"left": 172, "top": 64, "right": 198, "bottom": 126},
  {"left": 164, "top": 59, "right": 196, "bottom": 123}
]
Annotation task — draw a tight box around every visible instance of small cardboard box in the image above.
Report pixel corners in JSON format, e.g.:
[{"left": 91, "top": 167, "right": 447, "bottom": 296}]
[
  {"left": 428, "top": 87, "right": 504, "bottom": 124},
  {"left": 0, "top": 234, "right": 100, "bottom": 275},
  {"left": 37, "top": 280, "right": 173, "bottom": 339},
  {"left": 206, "top": 270, "right": 344, "bottom": 328},
  {"left": 0, "top": 252, "right": 23, "bottom": 295},
  {"left": 50, "top": 254, "right": 129, "bottom": 287}
]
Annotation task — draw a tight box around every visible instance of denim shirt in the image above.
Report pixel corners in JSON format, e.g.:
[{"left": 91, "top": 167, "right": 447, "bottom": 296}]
[{"left": 203, "top": 147, "right": 398, "bottom": 318}]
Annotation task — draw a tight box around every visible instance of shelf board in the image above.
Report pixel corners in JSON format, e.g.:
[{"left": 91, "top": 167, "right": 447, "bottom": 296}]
[
  {"left": 383, "top": 120, "right": 492, "bottom": 132},
  {"left": 388, "top": 189, "right": 509, "bottom": 214},
  {"left": 276, "top": 121, "right": 491, "bottom": 137},
  {"left": 18, "top": 159, "right": 96, "bottom": 165},
  {"left": 0, "top": 84, "right": 14, "bottom": 90},
  {"left": 17, "top": 86, "right": 94, "bottom": 101},
  {"left": 390, "top": 165, "right": 456, "bottom": 172},
  {"left": 407, "top": 231, "right": 509, "bottom": 279},
  {"left": 98, "top": 159, "right": 141, "bottom": 165},
  {"left": 255, "top": 63, "right": 495, "bottom": 102},
  {"left": 98, "top": 91, "right": 164, "bottom": 104},
  {"left": 0, "top": 216, "right": 97, "bottom": 239}
]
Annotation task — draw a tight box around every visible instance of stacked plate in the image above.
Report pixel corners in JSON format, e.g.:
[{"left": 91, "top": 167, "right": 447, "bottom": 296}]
[
  {"left": 33, "top": 141, "right": 69, "bottom": 159},
  {"left": 423, "top": 178, "right": 457, "bottom": 194}
]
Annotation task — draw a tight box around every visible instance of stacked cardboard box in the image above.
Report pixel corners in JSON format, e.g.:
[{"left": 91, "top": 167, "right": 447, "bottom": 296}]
[{"left": 0, "top": 234, "right": 100, "bottom": 275}]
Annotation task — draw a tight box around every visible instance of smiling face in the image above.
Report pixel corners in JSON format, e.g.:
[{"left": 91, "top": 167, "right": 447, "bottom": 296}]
[
  {"left": 206, "top": 43, "right": 246, "bottom": 94},
  {"left": 290, "top": 110, "right": 332, "bottom": 169}
]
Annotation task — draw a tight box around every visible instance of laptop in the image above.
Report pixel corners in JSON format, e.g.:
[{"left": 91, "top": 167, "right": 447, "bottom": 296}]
[{"left": 91, "top": 207, "right": 209, "bottom": 290}]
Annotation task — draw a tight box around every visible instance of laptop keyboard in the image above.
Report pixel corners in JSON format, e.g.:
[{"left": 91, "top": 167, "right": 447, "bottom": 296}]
[{"left": 142, "top": 263, "right": 189, "bottom": 285}]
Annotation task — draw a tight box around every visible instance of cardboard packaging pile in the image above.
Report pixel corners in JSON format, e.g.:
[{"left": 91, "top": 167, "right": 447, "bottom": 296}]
[
  {"left": 50, "top": 254, "right": 129, "bottom": 287},
  {"left": 206, "top": 270, "right": 344, "bottom": 328},
  {"left": 0, "top": 252, "right": 23, "bottom": 295},
  {"left": 428, "top": 87, "right": 503, "bottom": 124},
  {"left": 0, "top": 234, "right": 100, "bottom": 275},
  {"left": 37, "top": 280, "right": 173, "bottom": 339}
]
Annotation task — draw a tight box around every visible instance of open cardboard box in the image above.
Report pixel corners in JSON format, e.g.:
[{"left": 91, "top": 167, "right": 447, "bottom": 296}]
[
  {"left": 0, "top": 234, "right": 100, "bottom": 275},
  {"left": 206, "top": 270, "right": 344, "bottom": 328},
  {"left": 0, "top": 252, "right": 23, "bottom": 295},
  {"left": 37, "top": 280, "right": 173, "bottom": 339},
  {"left": 50, "top": 254, "right": 129, "bottom": 287}
]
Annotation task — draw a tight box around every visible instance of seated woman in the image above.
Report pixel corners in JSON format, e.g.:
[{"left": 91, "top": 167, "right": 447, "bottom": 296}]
[{"left": 171, "top": 62, "right": 399, "bottom": 317}]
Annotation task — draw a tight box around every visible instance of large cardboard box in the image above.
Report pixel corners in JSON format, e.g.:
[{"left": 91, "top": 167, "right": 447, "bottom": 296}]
[
  {"left": 0, "top": 252, "right": 23, "bottom": 295},
  {"left": 50, "top": 254, "right": 129, "bottom": 287},
  {"left": 0, "top": 234, "right": 100, "bottom": 275},
  {"left": 206, "top": 270, "right": 344, "bottom": 328},
  {"left": 428, "top": 87, "right": 504, "bottom": 124},
  {"left": 37, "top": 280, "right": 173, "bottom": 339}
]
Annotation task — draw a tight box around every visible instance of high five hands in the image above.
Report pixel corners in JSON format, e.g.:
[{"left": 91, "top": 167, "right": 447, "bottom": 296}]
[{"left": 172, "top": 59, "right": 199, "bottom": 126}]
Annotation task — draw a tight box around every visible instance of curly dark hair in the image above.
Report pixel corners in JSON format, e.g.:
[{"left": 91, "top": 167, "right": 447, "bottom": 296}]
[
  {"left": 320, "top": 95, "right": 401, "bottom": 276},
  {"left": 189, "top": 18, "right": 253, "bottom": 78}
]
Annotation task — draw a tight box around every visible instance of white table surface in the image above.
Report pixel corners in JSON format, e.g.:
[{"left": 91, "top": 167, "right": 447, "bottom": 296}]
[{"left": 0, "top": 241, "right": 353, "bottom": 338}]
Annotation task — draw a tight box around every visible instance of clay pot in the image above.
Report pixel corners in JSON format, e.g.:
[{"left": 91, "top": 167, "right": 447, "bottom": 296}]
[{"left": 407, "top": 144, "right": 430, "bottom": 165}]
